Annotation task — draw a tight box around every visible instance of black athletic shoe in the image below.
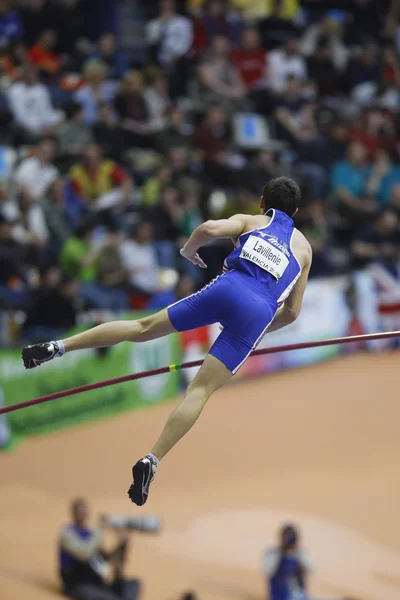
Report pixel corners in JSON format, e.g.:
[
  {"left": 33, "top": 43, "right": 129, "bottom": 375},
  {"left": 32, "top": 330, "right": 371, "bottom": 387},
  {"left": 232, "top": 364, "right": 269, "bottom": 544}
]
[
  {"left": 22, "top": 341, "right": 62, "bottom": 370},
  {"left": 128, "top": 455, "right": 158, "bottom": 506}
]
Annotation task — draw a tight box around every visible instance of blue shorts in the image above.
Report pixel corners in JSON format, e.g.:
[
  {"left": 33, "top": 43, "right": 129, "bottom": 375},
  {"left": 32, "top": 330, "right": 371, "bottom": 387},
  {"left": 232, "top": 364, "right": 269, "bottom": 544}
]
[{"left": 167, "top": 271, "right": 277, "bottom": 373}]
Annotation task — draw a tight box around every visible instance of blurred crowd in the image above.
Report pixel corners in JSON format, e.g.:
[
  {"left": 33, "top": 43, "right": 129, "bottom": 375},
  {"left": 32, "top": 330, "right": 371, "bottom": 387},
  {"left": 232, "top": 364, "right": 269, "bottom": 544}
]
[{"left": 1, "top": 0, "right": 400, "bottom": 341}]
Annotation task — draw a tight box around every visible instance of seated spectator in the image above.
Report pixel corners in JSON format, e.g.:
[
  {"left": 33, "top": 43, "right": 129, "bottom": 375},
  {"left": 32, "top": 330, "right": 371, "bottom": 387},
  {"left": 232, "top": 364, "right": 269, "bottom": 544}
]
[
  {"left": 143, "top": 68, "right": 171, "bottom": 133},
  {"left": 365, "top": 149, "right": 400, "bottom": 209},
  {"left": 155, "top": 106, "right": 192, "bottom": 154},
  {"left": 193, "top": 0, "right": 245, "bottom": 57},
  {"left": 199, "top": 35, "right": 247, "bottom": 113},
  {"left": 28, "top": 29, "right": 61, "bottom": 76},
  {"left": 295, "top": 200, "right": 334, "bottom": 277},
  {"left": 258, "top": 0, "right": 300, "bottom": 51},
  {"left": 43, "top": 178, "right": 73, "bottom": 248},
  {"left": 115, "top": 70, "right": 151, "bottom": 148},
  {"left": 244, "top": 149, "right": 282, "bottom": 194},
  {"left": 69, "top": 144, "right": 133, "bottom": 212},
  {"left": 344, "top": 45, "right": 380, "bottom": 93},
  {"left": 14, "top": 137, "right": 59, "bottom": 201},
  {"left": 348, "top": 107, "right": 397, "bottom": 162},
  {"left": 261, "top": 523, "right": 312, "bottom": 600},
  {"left": 352, "top": 75, "right": 400, "bottom": 112},
  {"left": 74, "top": 60, "right": 117, "bottom": 125},
  {"left": 231, "top": 27, "right": 267, "bottom": 91},
  {"left": 8, "top": 66, "right": 61, "bottom": 141},
  {"left": 59, "top": 498, "right": 141, "bottom": 600},
  {"left": 307, "top": 38, "right": 341, "bottom": 99},
  {"left": 22, "top": 273, "right": 78, "bottom": 342},
  {"left": 300, "top": 15, "right": 348, "bottom": 71},
  {"left": 0, "top": 0, "right": 23, "bottom": 49},
  {"left": 96, "top": 230, "right": 128, "bottom": 294},
  {"left": 90, "top": 32, "right": 129, "bottom": 80},
  {"left": 216, "top": 186, "right": 259, "bottom": 218},
  {"left": 119, "top": 221, "right": 161, "bottom": 295},
  {"left": 230, "top": 0, "right": 301, "bottom": 21},
  {"left": 192, "top": 104, "right": 229, "bottom": 162},
  {"left": 141, "top": 164, "right": 173, "bottom": 205},
  {"left": 147, "top": 273, "right": 197, "bottom": 309},
  {"left": 146, "top": 0, "right": 193, "bottom": 68},
  {"left": 352, "top": 210, "right": 400, "bottom": 269},
  {"left": 93, "top": 102, "right": 125, "bottom": 162},
  {"left": 59, "top": 219, "right": 98, "bottom": 283},
  {"left": 267, "top": 36, "right": 307, "bottom": 94},
  {"left": 0, "top": 212, "right": 29, "bottom": 308},
  {"left": 144, "top": 186, "right": 183, "bottom": 269},
  {"left": 332, "top": 141, "right": 377, "bottom": 228},
  {"left": 0, "top": 40, "right": 27, "bottom": 83},
  {"left": 274, "top": 76, "right": 315, "bottom": 145},
  {"left": 6, "top": 185, "right": 49, "bottom": 248},
  {"left": 57, "top": 102, "right": 94, "bottom": 164}
]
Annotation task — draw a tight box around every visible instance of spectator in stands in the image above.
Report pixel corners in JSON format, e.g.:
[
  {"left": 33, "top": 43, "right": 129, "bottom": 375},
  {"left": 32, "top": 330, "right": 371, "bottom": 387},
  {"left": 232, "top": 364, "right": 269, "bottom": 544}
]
[
  {"left": 8, "top": 66, "right": 61, "bottom": 142},
  {"left": 146, "top": 0, "right": 193, "bottom": 67},
  {"left": 344, "top": 45, "right": 380, "bottom": 94},
  {"left": 120, "top": 220, "right": 161, "bottom": 296},
  {"left": 143, "top": 68, "right": 171, "bottom": 134},
  {"left": 245, "top": 149, "right": 282, "bottom": 194},
  {"left": 199, "top": 35, "right": 247, "bottom": 113},
  {"left": 59, "top": 498, "right": 141, "bottom": 600},
  {"left": 230, "top": 0, "right": 301, "bottom": 21},
  {"left": 365, "top": 149, "right": 400, "bottom": 209},
  {"left": 261, "top": 523, "right": 312, "bottom": 600},
  {"left": 274, "top": 76, "right": 316, "bottom": 145},
  {"left": 57, "top": 102, "right": 94, "bottom": 165},
  {"left": 352, "top": 44, "right": 400, "bottom": 111},
  {"left": 144, "top": 186, "right": 182, "bottom": 269},
  {"left": 267, "top": 36, "right": 307, "bottom": 94},
  {"left": 93, "top": 102, "right": 125, "bottom": 163},
  {"left": 196, "top": 0, "right": 245, "bottom": 52},
  {"left": 300, "top": 15, "right": 348, "bottom": 71},
  {"left": 332, "top": 141, "right": 377, "bottom": 229},
  {"left": 216, "top": 186, "right": 259, "bottom": 218},
  {"left": 307, "top": 38, "right": 341, "bottom": 99},
  {"left": 115, "top": 70, "right": 151, "bottom": 149},
  {"left": 231, "top": 27, "right": 267, "bottom": 91},
  {"left": 0, "top": 212, "right": 29, "bottom": 309},
  {"left": 43, "top": 178, "right": 74, "bottom": 248},
  {"left": 192, "top": 104, "right": 229, "bottom": 162},
  {"left": 14, "top": 137, "right": 59, "bottom": 202},
  {"left": 8, "top": 185, "right": 49, "bottom": 248},
  {"left": 258, "top": 0, "right": 299, "bottom": 51},
  {"left": 352, "top": 209, "right": 400, "bottom": 269},
  {"left": 22, "top": 273, "right": 78, "bottom": 342},
  {"left": 90, "top": 32, "right": 129, "bottom": 80},
  {"left": 0, "top": 0, "right": 23, "bottom": 49},
  {"left": 155, "top": 106, "right": 192, "bottom": 154},
  {"left": 74, "top": 60, "right": 117, "bottom": 125},
  {"left": 69, "top": 144, "right": 133, "bottom": 212},
  {"left": 28, "top": 29, "right": 62, "bottom": 77},
  {"left": 295, "top": 199, "right": 334, "bottom": 277},
  {"left": 348, "top": 108, "right": 397, "bottom": 162},
  {"left": 141, "top": 163, "right": 173, "bottom": 205}
]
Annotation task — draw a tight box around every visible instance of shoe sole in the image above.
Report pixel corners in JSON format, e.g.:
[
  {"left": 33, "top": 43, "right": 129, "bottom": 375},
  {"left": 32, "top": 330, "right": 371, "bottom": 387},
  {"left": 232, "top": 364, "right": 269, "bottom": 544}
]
[{"left": 128, "top": 462, "right": 150, "bottom": 506}]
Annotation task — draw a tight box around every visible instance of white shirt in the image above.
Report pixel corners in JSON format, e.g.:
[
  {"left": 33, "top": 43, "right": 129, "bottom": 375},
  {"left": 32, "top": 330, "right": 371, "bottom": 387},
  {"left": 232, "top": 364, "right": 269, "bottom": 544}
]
[
  {"left": 8, "top": 81, "right": 60, "bottom": 133},
  {"left": 119, "top": 240, "right": 159, "bottom": 293},
  {"left": 146, "top": 15, "right": 193, "bottom": 64},
  {"left": 268, "top": 50, "right": 308, "bottom": 93},
  {"left": 14, "top": 157, "right": 59, "bottom": 201},
  {"left": 1, "top": 198, "right": 49, "bottom": 244}
]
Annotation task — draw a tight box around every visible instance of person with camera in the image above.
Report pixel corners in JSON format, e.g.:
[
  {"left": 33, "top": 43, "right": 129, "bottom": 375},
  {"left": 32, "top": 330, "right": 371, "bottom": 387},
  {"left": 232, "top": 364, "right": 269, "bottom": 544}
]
[
  {"left": 261, "top": 524, "right": 313, "bottom": 600},
  {"left": 59, "top": 498, "right": 159, "bottom": 600}
]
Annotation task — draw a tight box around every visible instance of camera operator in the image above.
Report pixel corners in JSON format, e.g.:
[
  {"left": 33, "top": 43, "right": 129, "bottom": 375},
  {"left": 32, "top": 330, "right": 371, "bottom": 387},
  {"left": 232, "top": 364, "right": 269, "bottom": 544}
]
[
  {"left": 261, "top": 524, "right": 312, "bottom": 600},
  {"left": 59, "top": 498, "right": 148, "bottom": 600}
]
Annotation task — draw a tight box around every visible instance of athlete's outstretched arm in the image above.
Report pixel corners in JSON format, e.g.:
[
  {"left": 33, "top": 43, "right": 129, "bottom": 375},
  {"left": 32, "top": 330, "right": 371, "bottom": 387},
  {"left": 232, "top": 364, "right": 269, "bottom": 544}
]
[{"left": 180, "top": 215, "right": 247, "bottom": 267}]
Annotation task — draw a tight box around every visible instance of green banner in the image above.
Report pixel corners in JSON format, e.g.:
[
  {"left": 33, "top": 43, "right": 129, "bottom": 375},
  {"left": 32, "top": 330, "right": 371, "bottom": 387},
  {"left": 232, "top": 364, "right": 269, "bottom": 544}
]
[{"left": 0, "top": 327, "right": 181, "bottom": 449}]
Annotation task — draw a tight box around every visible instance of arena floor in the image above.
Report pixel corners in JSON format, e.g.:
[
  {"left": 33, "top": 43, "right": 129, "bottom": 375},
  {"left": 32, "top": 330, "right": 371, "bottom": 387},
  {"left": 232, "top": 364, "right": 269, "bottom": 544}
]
[{"left": 1, "top": 352, "right": 400, "bottom": 600}]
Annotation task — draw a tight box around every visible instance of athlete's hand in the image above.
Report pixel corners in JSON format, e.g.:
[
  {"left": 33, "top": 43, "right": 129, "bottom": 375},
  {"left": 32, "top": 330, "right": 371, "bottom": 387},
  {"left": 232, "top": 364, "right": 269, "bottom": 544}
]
[{"left": 180, "top": 248, "right": 207, "bottom": 268}]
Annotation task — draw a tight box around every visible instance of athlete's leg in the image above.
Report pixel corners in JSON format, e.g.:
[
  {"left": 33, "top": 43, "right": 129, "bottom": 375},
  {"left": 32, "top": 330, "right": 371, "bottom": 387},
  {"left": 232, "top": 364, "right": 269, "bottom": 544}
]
[
  {"left": 22, "top": 310, "right": 175, "bottom": 369},
  {"left": 151, "top": 354, "right": 232, "bottom": 460},
  {"left": 128, "top": 354, "right": 232, "bottom": 505},
  {"left": 62, "top": 309, "right": 174, "bottom": 351}
]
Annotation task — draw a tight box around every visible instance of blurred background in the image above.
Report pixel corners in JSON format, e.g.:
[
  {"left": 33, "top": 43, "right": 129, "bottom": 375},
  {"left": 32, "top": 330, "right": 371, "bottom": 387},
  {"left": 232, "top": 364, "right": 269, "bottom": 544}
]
[{"left": 1, "top": 1, "right": 400, "bottom": 600}]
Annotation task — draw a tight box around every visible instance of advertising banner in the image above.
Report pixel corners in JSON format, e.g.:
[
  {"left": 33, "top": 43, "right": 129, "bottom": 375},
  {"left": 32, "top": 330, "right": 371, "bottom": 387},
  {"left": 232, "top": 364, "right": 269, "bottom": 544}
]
[{"left": 0, "top": 329, "right": 181, "bottom": 449}]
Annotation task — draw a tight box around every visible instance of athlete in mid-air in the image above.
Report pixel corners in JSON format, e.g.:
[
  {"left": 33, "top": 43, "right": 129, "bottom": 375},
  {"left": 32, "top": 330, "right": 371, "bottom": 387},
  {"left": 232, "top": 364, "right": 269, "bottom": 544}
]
[{"left": 22, "top": 177, "right": 312, "bottom": 506}]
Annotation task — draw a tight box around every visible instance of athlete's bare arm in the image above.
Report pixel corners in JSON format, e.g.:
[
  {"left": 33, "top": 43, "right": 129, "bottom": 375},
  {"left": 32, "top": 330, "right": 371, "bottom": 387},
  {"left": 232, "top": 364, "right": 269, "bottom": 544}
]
[
  {"left": 180, "top": 214, "right": 251, "bottom": 267},
  {"left": 267, "top": 233, "right": 312, "bottom": 333}
]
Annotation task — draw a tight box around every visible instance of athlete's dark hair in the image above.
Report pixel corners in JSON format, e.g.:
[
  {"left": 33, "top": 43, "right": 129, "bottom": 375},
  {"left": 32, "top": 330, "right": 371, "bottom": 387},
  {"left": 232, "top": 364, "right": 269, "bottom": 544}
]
[{"left": 262, "top": 176, "right": 301, "bottom": 217}]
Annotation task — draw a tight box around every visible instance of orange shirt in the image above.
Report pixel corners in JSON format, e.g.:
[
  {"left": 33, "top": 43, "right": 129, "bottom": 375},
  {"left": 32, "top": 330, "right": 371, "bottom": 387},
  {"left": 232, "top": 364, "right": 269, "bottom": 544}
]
[{"left": 28, "top": 46, "right": 61, "bottom": 74}]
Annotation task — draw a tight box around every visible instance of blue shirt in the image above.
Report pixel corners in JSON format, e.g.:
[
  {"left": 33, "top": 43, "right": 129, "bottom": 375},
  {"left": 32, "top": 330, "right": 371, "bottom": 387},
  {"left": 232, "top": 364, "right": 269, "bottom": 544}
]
[
  {"left": 224, "top": 209, "right": 302, "bottom": 306},
  {"left": 331, "top": 161, "right": 369, "bottom": 198},
  {"left": 74, "top": 82, "right": 118, "bottom": 125},
  {"left": 0, "top": 11, "right": 23, "bottom": 47}
]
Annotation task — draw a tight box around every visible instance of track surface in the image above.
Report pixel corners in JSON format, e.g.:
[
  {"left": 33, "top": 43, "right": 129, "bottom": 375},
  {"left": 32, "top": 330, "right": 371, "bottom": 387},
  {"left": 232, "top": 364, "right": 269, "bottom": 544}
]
[{"left": 1, "top": 353, "right": 399, "bottom": 600}]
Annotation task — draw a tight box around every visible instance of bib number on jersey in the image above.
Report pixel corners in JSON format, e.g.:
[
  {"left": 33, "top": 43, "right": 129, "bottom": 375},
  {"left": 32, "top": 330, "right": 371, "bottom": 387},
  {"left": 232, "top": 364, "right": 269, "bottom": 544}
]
[{"left": 240, "top": 235, "right": 289, "bottom": 280}]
